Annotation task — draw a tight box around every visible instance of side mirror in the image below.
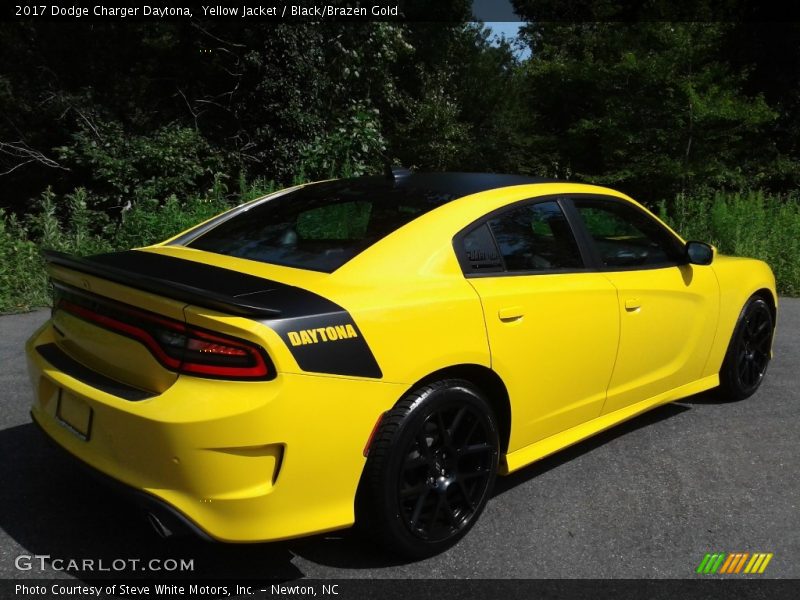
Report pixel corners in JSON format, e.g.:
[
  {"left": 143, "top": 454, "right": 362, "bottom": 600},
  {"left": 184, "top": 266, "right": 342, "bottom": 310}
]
[{"left": 685, "top": 241, "right": 714, "bottom": 266}]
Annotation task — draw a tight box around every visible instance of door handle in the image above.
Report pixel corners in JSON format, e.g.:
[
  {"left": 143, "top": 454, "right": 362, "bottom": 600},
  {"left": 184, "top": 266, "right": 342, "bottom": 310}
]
[
  {"left": 624, "top": 298, "right": 641, "bottom": 311},
  {"left": 498, "top": 306, "right": 524, "bottom": 322}
]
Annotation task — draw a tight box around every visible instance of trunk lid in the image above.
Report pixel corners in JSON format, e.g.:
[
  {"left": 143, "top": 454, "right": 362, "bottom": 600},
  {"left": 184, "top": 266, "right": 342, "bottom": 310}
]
[{"left": 43, "top": 247, "right": 339, "bottom": 391}]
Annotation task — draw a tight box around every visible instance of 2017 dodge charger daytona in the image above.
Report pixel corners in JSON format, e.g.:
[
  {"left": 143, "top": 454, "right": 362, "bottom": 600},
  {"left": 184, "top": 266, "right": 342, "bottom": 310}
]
[{"left": 26, "top": 172, "right": 777, "bottom": 557}]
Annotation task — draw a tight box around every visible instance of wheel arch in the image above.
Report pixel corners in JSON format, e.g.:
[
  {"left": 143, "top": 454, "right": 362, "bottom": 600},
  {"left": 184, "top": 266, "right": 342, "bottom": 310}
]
[
  {"left": 715, "top": 287, "right": 776, "bottom": 401},
  {"left": 400, "top": 364, "right": 512, "bottom": 455},
  {"left": 355, "top": 363, "right": 511, "bottom": 528},
  {"left": 752, "top": 287, "right": 777, "bottom": 324},
  {"left": 354, "top": 365, "right": 505, "bottom": 556}
]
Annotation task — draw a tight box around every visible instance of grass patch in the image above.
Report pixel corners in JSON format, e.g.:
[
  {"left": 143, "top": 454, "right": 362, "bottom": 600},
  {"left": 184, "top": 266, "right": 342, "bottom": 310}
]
[
  {"left": 660, "top": 191, "right": 800, "bottom": 297},
  {"left": 2, "top": 186, "right": 798, "bottom": 314},
  {"left": 0, "top": 181, "right": 277, "bottom": 313}
]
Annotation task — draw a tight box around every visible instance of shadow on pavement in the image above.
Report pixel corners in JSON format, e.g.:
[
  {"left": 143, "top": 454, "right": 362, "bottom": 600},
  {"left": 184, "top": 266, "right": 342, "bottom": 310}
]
[
  {"left": 675, "top": 388, "right": 740, "bottom": 405},
  {"left": 1, "top": 396, "right": 704, "bottom": 575},
  {"left": 0, "top": 422, "right": 304, "bottom": 580},
  {"left": 492, "top": 401, "right": 692, "bottom": 497}
]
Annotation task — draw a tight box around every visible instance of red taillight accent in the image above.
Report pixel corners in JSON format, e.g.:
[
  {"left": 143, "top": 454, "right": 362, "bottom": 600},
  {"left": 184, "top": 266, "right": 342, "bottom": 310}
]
[
  {"left": 57, "top": 297, "right": 272, "bottom": 380},
  {"left": 180, "top": 328, "right": 269, "bottom": 378},
  {"left": 187, "top": 339, "right": 247, "bottom": 356},
  {"left": 59, "top": 300, "right": 183, "bottom": 369}
]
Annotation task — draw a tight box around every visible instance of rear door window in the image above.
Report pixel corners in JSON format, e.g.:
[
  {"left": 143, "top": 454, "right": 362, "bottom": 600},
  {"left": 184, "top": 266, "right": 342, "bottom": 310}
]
[{"left": 487, "top": 201, "right": 584, "bottom": 272}]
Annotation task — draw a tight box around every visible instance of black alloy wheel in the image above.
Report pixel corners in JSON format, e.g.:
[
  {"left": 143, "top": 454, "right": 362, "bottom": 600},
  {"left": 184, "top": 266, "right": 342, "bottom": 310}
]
[
  {"left": 719, "top": 296, "right": 774, "bottom": 401},
  {"left": 398, "top": 401, "right": 496, "bottom": 542},
  {"left": 359, "top": 379, "right": 499, "bottom": 558}
]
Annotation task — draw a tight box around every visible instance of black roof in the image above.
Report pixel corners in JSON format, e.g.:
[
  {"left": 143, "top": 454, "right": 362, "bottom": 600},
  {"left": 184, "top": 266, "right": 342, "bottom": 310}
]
[
  {"left": 168, "top": 172, "right": 558, "bottom": 255},
  {"left": 360, "top": 171, "right": 557, "bottom": 198}
]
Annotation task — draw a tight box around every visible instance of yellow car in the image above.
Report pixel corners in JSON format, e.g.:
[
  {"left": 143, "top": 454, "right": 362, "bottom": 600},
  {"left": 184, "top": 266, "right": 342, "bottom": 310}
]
[{"left": 26, "top": 172, "right": 777, "bottom": 557}]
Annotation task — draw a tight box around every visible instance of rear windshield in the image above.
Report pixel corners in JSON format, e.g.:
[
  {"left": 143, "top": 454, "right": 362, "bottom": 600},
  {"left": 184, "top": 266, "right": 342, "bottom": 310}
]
[{"left": 186, "top": 178, "right": 457, "bottom": 272}]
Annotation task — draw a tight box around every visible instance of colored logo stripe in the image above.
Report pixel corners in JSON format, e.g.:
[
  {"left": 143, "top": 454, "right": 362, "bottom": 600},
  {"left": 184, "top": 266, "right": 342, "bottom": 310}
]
[
  {"left": 719, "top": 553, "right": 736, "bottom": 573},
  {"left": 744, "top": 553, "right": 774, "bottom": 574},
  {"left": 697, "top": 552, "right": 773, "bottom": 574},
  {"left": 719, "top": 553, "right": 748, "bottom": 573},
  {"left": 697, "top": 553, "right": 726, "bottom": 573}
]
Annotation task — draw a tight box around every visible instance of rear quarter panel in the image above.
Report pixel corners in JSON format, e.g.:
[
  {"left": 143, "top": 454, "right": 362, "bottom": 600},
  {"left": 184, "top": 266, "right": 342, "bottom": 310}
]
[
  {"left": 331, "top": 256, "right": 491, "bottom": 385},
  {"left": 333, "top": 183, "right": 630, "bottom": 386}
]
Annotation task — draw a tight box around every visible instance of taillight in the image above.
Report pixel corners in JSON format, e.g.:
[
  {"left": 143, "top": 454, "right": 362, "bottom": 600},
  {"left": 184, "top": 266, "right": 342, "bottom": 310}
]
[
  {"left": 178, "top": 328, "right": 270, "bottom": 378},
  {"left": 56, "top": 289, "right": 273, "bottom": 380}
]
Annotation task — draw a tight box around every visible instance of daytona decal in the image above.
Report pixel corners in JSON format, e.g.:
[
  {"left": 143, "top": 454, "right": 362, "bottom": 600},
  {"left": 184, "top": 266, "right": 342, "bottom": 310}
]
[
  {"left": 268, "top": 314, "right": 382, "bottom": 379},
  {"left": 52, "top": 250, "right": 383, "bottom": 379},
  {"left": 286, "top": 324, "right": 358, "bottom": 346}
]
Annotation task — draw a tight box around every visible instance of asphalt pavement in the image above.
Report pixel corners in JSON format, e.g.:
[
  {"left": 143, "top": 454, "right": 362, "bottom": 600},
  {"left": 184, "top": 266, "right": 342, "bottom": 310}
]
[{"left": 0, "top": 301, "right": 797, "bottom": 581}]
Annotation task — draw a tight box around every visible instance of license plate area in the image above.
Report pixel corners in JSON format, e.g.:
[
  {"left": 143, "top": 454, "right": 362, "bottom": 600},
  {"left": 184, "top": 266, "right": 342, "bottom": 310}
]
[{"left": 56, "top": 390, "right": 93, "bottom": 441}]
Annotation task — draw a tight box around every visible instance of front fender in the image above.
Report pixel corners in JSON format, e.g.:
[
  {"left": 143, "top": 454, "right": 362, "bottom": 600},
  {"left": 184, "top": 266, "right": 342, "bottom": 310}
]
[{"left": 703, "top": 255, "right": 777, "bottom": 377}]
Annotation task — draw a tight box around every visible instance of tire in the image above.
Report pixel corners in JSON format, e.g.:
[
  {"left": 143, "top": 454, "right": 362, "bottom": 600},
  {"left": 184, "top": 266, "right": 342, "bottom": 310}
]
[
  {"left": 359, "top": 379, "right": 500, "bottom": 558},
  {"left": 717, "top": 296, "right": 775, "bottom": 401}
]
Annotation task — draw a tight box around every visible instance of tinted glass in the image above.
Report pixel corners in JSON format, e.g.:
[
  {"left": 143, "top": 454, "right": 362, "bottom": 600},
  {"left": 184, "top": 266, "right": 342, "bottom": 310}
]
[
  {"left": 486, "top": 201, "right": 583, "bottom": 271},
  {"left": 461, "top": 224, "right": 504, "bottom": 273},
  {"left": 188, "top": 179, "right": 458, "bottom": 272},
  {"left": 573, "top": 199, "right": 684, "bottom": 268}
]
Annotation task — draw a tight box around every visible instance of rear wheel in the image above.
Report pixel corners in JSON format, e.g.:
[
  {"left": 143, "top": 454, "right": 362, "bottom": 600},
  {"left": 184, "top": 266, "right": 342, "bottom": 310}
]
[
  {"left": 359, "top": 379, "right": 499, "bottom": 558},
  {"left": 718, "top": 296, "right": 774, "bottom": 401}
]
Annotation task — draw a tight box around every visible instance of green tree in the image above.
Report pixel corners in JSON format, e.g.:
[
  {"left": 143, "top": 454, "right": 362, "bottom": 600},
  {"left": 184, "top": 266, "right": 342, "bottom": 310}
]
[{"left": 513, "top": 21, "right": 777, "bottom": 199}]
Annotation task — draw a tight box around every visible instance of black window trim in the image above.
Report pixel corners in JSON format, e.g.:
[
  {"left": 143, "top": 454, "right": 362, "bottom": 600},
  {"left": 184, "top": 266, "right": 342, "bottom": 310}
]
[
  {"left": 561, "top": 194, "right": 689, "bottom": 273},
  {"left": 452, "top": 194, "right": 596, "bottom": 278}
]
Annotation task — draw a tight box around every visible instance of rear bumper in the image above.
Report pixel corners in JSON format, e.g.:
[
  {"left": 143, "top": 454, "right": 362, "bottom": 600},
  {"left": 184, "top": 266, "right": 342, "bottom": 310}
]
[
  {"left": 26, "top": 320, "right": 405, "bottom": 542},
  {"left": 30, "top": 411, "right": 212, "bottom": 540}
]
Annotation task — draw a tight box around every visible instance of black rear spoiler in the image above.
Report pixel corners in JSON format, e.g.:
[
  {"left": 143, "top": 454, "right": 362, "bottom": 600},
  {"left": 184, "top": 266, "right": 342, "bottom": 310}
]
[{"left": 44, "top": 250, "right": 299, "bottom": 318}]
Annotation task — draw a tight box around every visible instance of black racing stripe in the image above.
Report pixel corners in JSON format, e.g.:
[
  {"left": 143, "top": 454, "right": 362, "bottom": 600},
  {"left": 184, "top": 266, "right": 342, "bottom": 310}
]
[
  {"left": 46, "top": 250, "right": 383, "bottom": 379},
  {"left": 86, "top": 250, "right": 339, "bottom": 318},
  {"left": 266, "top": 314, "right": 382, "bottom": 379},
  {"left": 46, "top": 249, "right": 336, "bottom": 318}
]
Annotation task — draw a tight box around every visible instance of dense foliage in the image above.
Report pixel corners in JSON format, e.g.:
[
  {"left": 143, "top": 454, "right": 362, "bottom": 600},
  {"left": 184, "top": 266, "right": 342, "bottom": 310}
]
[{"left": 1, "top": 20, "right": 799, "bottom": 311}]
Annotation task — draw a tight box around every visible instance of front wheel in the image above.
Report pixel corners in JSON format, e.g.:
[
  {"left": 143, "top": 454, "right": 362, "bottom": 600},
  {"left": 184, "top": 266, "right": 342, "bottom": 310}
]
[
  {"left": 359, "top": 379, "right": 499, "bottom": 558},
  {"left": 718, "top": 296, "right": 774, "bottom": 401}
]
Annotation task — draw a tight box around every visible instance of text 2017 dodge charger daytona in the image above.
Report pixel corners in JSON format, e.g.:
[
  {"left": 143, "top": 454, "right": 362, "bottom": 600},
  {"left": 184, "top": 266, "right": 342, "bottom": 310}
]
[{"left": 26, "top": 172, "right": 777, "bottom": 557}]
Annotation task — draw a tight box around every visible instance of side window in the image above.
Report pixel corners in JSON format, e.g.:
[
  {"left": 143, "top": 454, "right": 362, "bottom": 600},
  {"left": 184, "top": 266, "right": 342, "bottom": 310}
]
[
  {"left": 486, "top": 200, "right": 584, "bottom": 272},
  {"left": 572, "top": 199, "right": 684, "bottom": 268},
  {"left": 461, "top": 224, "right": 504, "bottom": 273}
]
